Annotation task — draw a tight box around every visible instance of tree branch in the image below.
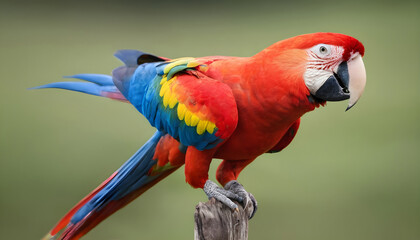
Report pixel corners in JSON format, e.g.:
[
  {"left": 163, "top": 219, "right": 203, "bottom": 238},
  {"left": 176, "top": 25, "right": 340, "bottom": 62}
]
[{"left": 194, "top": 198, "right": 254, "bottom": 240}]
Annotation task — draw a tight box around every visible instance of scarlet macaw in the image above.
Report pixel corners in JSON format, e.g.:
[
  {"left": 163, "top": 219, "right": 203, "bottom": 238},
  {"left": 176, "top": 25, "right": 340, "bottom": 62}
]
[{"left": 34, "top": 32, "right": 366, "bottom": 240}]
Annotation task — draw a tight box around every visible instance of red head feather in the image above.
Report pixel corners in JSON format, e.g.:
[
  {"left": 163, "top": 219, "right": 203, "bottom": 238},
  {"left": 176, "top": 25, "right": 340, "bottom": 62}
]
[{"left": 263, "top": 32, "right": 365, "bottom": 61}]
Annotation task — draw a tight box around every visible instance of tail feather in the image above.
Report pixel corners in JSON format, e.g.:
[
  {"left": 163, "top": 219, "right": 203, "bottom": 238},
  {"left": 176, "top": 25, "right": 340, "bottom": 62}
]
[
  {"left": 31, "top": 74, "right": 127, "bottom": 102},
  {"left": 45, "top": 172, "right": 118, "bottom": 238},
  {"left": 44, "top": 131, "right": 180, "bottom": 240},
  {"left": 31, "top": 50, "right": 169, "bottom": 102},
  {"left": 31, "top": 82, "right": 102, "bottom": 96},
  {"left": 64, "top": 74, "right": 114, "bottom": 86},
  {"left": 61, "top": 167, "right": 179, "bottom": 240},
  {"left": 36, "top": 51, "right": 176, "bottom": 240}
]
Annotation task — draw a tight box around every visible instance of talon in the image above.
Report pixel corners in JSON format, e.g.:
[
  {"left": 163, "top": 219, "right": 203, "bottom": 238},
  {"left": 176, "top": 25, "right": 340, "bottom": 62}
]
[
  {"left": 203, "top": 180, "right": 240, "bottom": 210},
  {"left": 224, "top": 180, "right": 258, "bottom": 219},
  {"left": 203, "top": 180, "right": 257, "bottom": 218},
  {"left": 248, "top": 193, "right": 258, "bottom": 219}
]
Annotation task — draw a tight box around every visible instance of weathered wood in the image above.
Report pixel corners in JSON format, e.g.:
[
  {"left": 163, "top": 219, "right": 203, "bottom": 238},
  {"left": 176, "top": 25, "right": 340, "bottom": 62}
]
[{"left": 194, "top": 198, "right": 254, "bottom": 240}]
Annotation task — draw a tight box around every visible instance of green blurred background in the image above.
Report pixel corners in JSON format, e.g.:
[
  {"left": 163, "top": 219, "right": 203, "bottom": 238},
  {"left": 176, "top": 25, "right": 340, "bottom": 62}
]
[{"left": 1, "top": 0, "right": 419, "bottom": 239}]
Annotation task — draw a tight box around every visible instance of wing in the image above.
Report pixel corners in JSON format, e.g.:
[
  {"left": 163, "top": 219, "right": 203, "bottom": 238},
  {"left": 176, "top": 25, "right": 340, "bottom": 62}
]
[{"left": 113, "top": 52, "right": 238, "bottom": 150}]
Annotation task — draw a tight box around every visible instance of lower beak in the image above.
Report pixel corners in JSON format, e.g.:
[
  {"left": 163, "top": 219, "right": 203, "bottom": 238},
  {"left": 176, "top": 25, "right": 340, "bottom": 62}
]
[{"left": 313, "top": 55, "right": 366, "bottom": 111}]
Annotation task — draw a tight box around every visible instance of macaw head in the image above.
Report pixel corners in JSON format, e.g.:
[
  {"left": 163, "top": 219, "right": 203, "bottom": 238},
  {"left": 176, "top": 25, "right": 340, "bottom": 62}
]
[
  {"left": 262, "top": 33, "right": 366, "bottom": 111},
  {"left": 301, "top": 33, "right": 366, "bottom": 111}
]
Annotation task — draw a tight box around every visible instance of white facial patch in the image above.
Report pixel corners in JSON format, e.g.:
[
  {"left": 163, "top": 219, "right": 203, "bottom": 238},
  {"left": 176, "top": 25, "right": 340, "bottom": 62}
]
[
  {"left": 303, "top": 45, "right": 345, "bottom": 95},
  {"left": 304, "top": 68, "right": 332, "bottom": 94}
]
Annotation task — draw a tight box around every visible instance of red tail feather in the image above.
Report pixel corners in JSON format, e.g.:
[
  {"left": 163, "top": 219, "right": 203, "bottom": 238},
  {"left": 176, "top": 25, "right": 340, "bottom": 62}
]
[
  {"left": 56, "top": 168, "right": 179, "bottom": 240},
  {"left": 46, "top": 172, "right": 118, "bottom": 238}
]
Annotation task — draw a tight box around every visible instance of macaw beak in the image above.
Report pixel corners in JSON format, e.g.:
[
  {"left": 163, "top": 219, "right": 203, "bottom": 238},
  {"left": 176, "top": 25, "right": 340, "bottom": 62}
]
[
  {"left": 345, "top": 55, "right": 366, "bottom": 111},
  {"left": 313, "top": 54, "right": 366, "bottom": 111}
]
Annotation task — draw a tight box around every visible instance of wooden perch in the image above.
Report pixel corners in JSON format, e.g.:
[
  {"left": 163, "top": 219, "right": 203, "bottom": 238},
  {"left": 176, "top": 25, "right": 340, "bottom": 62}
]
[{"left": 194, "top": 198, "right": 254, "bottom": 240}]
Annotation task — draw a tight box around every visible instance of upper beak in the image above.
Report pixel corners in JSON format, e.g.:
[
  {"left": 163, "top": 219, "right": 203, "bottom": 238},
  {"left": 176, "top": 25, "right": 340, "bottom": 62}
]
[
  {"left": 313, "top": 54, "right": 366, "bottom": 111},
  {"left": 345, "top": 55, "right": 366, "bottom": 111}
]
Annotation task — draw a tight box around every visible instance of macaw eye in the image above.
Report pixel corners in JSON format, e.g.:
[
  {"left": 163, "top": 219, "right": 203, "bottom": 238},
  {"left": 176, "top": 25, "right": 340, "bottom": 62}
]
[{"left": 315, "top": 44, "right": 331, "bottom": 56}]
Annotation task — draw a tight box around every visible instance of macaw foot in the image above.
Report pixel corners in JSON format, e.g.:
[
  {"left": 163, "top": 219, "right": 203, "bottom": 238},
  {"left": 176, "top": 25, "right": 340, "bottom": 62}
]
[
  {"left": 224, "top": 180, "right": 258, "bottom": 219},
  {"left": 203, "top": 180, "right": 258, "bottom": 219}
]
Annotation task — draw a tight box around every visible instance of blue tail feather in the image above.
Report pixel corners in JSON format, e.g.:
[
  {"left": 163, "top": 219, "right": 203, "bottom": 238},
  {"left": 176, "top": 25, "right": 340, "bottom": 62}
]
[
  {"left": 30, "top": 74, "right": 126, "bottom": 101},
  {"left": 64, "top": 74, "right": 114, "bottom": 86},
  {"left": 30, "top": 82, "right": 102, "bottom": 96},
  {"left": 71, "top": 131, "right": 164, "bottom": 223}
]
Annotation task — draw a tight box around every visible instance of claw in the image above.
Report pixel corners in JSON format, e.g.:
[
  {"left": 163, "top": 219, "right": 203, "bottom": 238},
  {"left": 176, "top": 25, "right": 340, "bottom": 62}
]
[
  {"left": 203, "top": 180, "right": 258, "bottom": 219},
  {"left": 224, "top": 180, "right": 258, "bottom": 219},
  {"left": 247, "top": 192, "right": 258, "bottom": 219},
  {"left": 203, "top": 180, "right": 242, "bottom": 210}
]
